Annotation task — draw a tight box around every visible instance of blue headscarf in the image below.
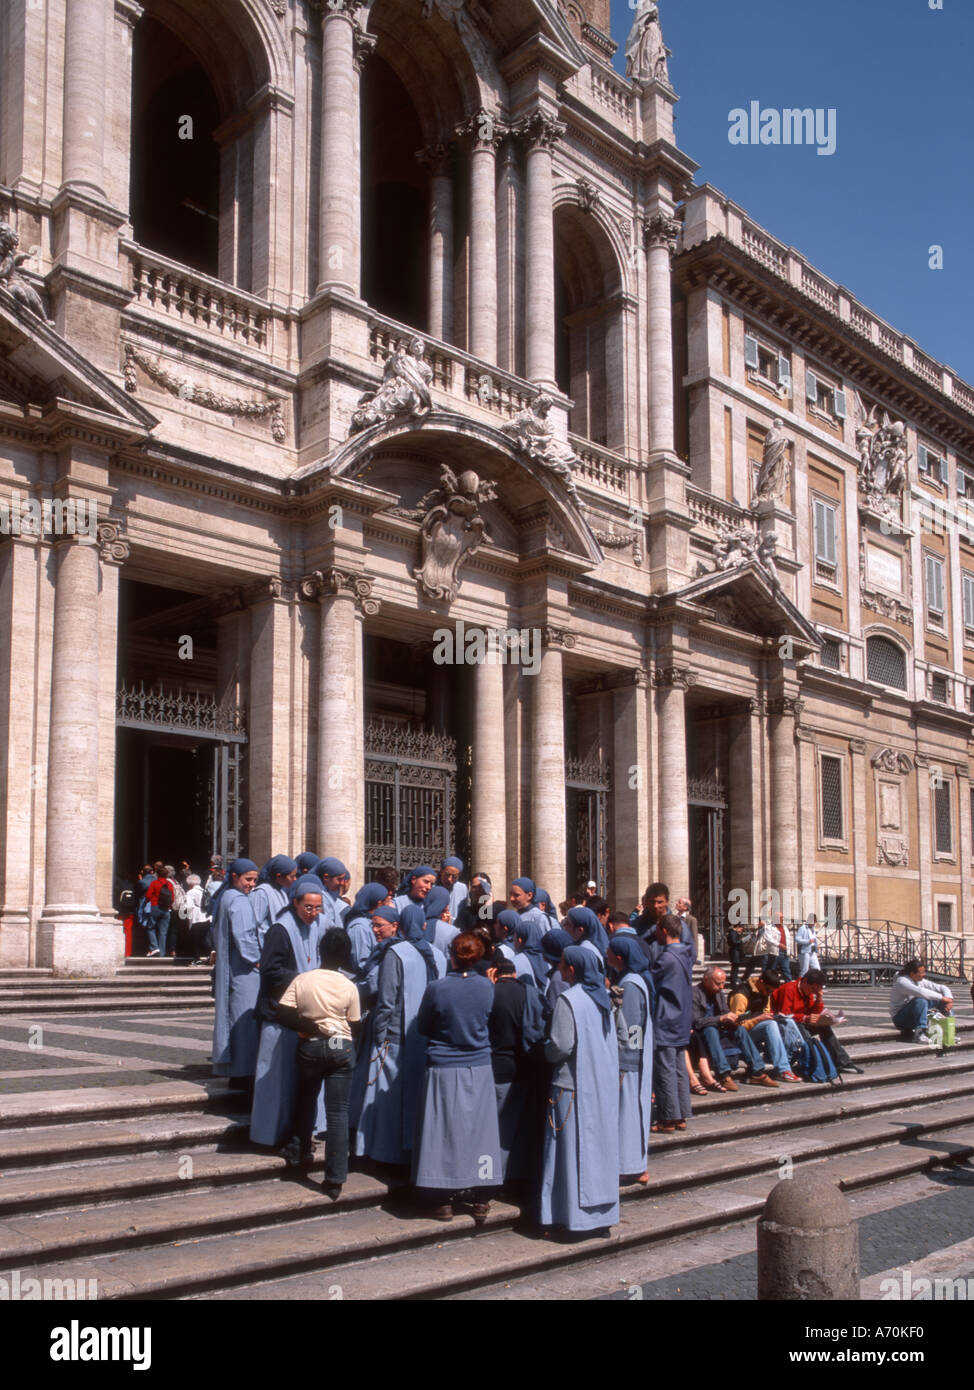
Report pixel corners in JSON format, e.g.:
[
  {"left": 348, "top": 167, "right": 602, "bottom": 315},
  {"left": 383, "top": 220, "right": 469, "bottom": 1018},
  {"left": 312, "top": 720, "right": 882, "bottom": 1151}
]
[
  {"left": 535, "top": 888, "right": 559, "bottom": 921},
  {"left": 606, "top": 932, "right": 656, "bottom": 1010},
  {"left": 563, "top": 944, "right": 612, "bottom": 1017},
  {"left": 294, "top": 852, "right": 320, "bottom": 875},
  {"left": 359, "top": 904, "right": 401, "bottom": 979},
  {"left": 512, "top": 876, "right": 536, "bottom": 898},
  {"left": 423, "top": 885, "right": 452, "bottom": 922},
  {"left": 399, "top": 901, "right": 438, "bottom": 981},
  {"left": 373, "top": 904, "right": 400, "bottom": 925},
  {"left": 256, "top": 854, "right": 297, "bottom": 885},
  {"left": 541, "top": 928, "right": 574, "bottom": 967},
  {"left": 567, "top": 905, "right": 610, "bottom": 961},
  {"left": 496, "top": 909, "right": 522, "bottom": 941},
  {"left": 208, "top": 857, "right": 258, "bottom": 916},
  {"left": 513, "top": 914, "right": 548, "bottom": 985},
  {"left": 441, "top": 856, "right": 464, "bottom": 872},
  {"left": 347, "top": 882, "right": 390, "bottom": 922},
  {"left": 315, "top": 857, "right": 348, "bottom": 879},
  {"left": 289, "top": 873, "right": 325, "bottom": 902}
]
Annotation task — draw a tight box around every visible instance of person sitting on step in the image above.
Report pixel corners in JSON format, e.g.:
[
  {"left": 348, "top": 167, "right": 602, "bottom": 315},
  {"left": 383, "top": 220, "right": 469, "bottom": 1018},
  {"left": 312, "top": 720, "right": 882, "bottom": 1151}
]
[
  {"left": 727, "top": 967, "right": 802, "bottom": 1081},
  {"left": 771, "top": 969, "right": 863, "bottom": 1075},
  {"left": 889, "top": 960, "right": 953, "bottom": 1045},
  {"left": 691, "top": 965, "right": 780, "bottom": 1091}
]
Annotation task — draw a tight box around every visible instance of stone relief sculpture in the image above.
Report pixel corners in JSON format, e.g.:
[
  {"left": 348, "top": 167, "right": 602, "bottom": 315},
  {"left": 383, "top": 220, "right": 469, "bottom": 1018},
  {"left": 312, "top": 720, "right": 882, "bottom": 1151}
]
[
  {"left": 350, "top": 335, "right": 433, "bottom": 434},
  {"left": 854, "top": 394, "right": 909, "bottom": 517},
  {"left": 625, "top": 1, "right": 671, "bottom": 85},
  {"left": 753, "top": 418, "right": 789, "bottom": 505},
  {"left": 0, "top": 221, "right": 53, "bottom": 325},
  {"left": 502, "top": 393, "right": 583, "bottom": 506},
  {"left": 713, "top": 522, "right": 780, "bottom": 586},
  {"left": 414, "top": 465, "right": 496, "bottom": 603}
]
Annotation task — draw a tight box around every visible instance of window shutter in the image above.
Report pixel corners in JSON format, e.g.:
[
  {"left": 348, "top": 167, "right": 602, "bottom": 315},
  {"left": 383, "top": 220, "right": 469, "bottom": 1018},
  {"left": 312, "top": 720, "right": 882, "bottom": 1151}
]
[
  {"left": 964, "top": 575, "right": 974, "bottom": 629},
  {"left": 744, "top": 334, "right": 759, "bottom": 369},
  {"left": 805, "top": 369, "right": 818, "bottom": 400},
  {"left": 918, "top": 443, "right": 929, "bottom": 473},
  {"left": 939, "top": 453, "right": 949, "bottom": 484},
  {"left": 834, "top": 389, "right": 847, "bottom": 419},
  {"left": 814, "top": 500, "right": 836, "bottom": 564},
  {"left": 777, "top": 354, "right": 792, "bottom": 388},
  {"left": 926, "top": 555, "right": 944, "bottom": 614}
]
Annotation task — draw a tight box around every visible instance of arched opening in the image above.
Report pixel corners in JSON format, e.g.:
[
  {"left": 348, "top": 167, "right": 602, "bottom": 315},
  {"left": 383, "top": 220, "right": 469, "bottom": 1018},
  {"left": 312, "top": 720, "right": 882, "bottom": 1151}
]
[
  {"left": 361, "top": 55, "right": 429, "bottom": 331},
  {"left": 131, "top": 17, "right": 221, "bottom": 275},
  {"left": 554, "top": 206, "right": 625, "bottom": 449},
  {"left": 866, "top": 634, "right": 908, "bottom": 691}
]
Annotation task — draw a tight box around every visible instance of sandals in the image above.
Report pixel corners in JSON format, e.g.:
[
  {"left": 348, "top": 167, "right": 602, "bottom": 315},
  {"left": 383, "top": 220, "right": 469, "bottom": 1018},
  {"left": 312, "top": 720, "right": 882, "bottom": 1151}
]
[
  {"left": 651, "top": 1123, "right": 675, "bottom": 1133},
  {"left": 705, "top": 1080, "right": 727, "bottom": 1093},
  {"left": 690, "top": 1082, "right": 708, "bottom": 1096}
]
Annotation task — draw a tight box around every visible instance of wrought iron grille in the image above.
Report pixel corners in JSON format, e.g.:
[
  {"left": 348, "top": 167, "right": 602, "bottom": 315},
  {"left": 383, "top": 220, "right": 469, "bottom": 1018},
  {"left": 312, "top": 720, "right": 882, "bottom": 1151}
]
[
  {"left": 116, "top": 683, "right": 247, "bottom": 741},
  {"left": 364, "top": 722, "right": 457, "bottom": 878},
  {"left": 866, "top": 637, "right": 907, "bottom": 690},
  {"left": 820, "top": 755, "right": 844, "bottom": 840},
  {"left": 566, "top": 757, "right": 611, "bottom": 894},
  {"left": 934, "top": 782, "right": 953, "bottom": 855}
]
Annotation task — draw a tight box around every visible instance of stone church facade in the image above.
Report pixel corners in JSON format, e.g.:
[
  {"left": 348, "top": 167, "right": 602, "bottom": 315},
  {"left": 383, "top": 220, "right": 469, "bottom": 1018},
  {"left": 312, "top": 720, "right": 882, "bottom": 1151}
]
[{"left": 1, "top": 0, "right": 972, "bottom": 974}]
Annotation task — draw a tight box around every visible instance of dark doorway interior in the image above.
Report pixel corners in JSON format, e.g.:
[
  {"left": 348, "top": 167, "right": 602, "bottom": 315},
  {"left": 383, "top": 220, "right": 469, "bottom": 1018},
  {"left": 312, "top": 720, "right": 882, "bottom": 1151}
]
[{"left": 115, "top": 729, "right": 212, "bottom": 879}]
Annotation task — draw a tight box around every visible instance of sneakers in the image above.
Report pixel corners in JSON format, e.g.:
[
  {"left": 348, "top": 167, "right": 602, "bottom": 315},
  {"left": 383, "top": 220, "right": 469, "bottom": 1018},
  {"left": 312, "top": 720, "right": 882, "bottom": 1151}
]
[
  {"left": 912, "top": 1029, "right": 931, "bottom": 1045},
  {"left": 778, "top": 1071, "right": 802, "bottom": 1083},
  {"left": 146, "top": 949, "right": 159, "bottom": 957},
  {"left": 749, "top": 1073, "right": 780, "bottom": 1089}
]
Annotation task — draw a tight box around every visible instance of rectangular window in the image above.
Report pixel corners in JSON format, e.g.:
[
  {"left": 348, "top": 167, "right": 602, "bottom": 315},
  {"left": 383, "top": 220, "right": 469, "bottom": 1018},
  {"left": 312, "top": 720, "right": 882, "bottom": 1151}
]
[
  {"left": 820, "top": 639, "right": 841, "bottom": 669},
  {"left": 925, "top": 552, "right": 945, "bottom": 620},
  {"left": 822, "top": 893, "right": 844, "bottom": 930},
  {"left": 813, "top": 498, "right": 838, "bottom": 582},
  {"left": 919, "top": 443, "right": 948, "bottom": 483},
  {"left": 937, "top": 901, "right": 953, "bottom": 934},
  {"left": 963, "top": 573, "right": 974, "bottom": 632},
  {"left": 744, "top": 333, "right": 760, "bottom": 369},
  {"left": 934, "top": 781, "right": 952, "bottom": 856},
  {"left": 930, "top": 674, "right": 948, "bottom": 703},
  {"left": 820, "top": 754, "right": 844, "bottom": 842},
  {"left": 959, "top": 469, "right": 974, "bottom": 500}
]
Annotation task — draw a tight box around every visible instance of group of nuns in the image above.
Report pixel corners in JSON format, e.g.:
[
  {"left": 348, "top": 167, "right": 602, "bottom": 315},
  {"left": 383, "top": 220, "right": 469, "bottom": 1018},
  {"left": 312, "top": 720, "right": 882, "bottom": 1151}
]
[{"left": 210, "top": 854, "right": 654, "bottom": 1235}]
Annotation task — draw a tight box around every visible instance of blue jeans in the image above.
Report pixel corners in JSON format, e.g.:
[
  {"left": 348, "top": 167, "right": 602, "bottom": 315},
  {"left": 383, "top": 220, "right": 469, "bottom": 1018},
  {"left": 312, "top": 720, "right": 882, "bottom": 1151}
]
[
  {"left": 653, "top": 1045, "right": 691, "bottom": 1125},
  {"left": 696, "top": 1024, "right": 769, "bottom": 1076},
  {"left": 893, "top": 997, "right": 928, "bottom": 1033},
  {"left": 295, "top": 1036, "right": 355, "bottom": 1186},
  {"left": 775, "top": 950, "right": 793, "bottom": 982},
  {"left": 748, "top": 1019, "right": 790, "bottom": 1072},
  {"left": 146, "top": 908, "right": 171, "bottom": 954}
]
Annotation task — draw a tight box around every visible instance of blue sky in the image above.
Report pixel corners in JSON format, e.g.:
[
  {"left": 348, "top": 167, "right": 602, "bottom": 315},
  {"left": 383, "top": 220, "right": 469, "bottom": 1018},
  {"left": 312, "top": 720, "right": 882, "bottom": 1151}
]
[{"left": 608, "top": 0, "right": 974, "bottom": 382}]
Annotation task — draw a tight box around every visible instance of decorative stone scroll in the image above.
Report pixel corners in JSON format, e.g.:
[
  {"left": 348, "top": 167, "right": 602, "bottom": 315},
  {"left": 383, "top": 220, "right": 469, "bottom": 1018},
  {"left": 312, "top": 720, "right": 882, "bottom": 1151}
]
[
  {"left": 300, "top": 567, "right": 380, "bottom": 616},
  {"left": 123, "top": 345, "right": 287, "bottom": 442},
  {"left": 97, "top": 521, "right": 130, "bottom": 565},
  {"left": 870, "top": 748, "right": 914, "bottom": 775},
  {"left": 541, "top": 626, "right": 577, "bottom": 650},
  {"left": 654, "top": 666, "right": 694, "bottom": 691},
  {"left": 349, "top": 335, "right": 433, "bottom": 434},
  {"left": 412, "top": 465, "right": 496, "bottom": 604},
  {"left": 502, "top": 394, "right": 583, "bottom": 507}
]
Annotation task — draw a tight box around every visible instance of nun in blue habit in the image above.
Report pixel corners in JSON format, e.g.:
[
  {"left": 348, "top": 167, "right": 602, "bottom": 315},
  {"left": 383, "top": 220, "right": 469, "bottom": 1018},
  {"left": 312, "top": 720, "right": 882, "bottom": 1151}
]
[
  {"left": 294, "top": 851, "right": 321, "bottom": 876},
  {"left": 495, "top": 910, "right": 537, "bottom": 986},
  {"left": 345, "top": 882, "right": 392, "bottom": 978},
  {"left": 250, "top": 855, "right": 298, "bottom": 950},
  {"left": 607, "top": 934, "right": 655, "bottom": 1181},
  {"left": 313, "top": 857, "right": 350, "bottom": 932},
  {"left": 394, "top": 864, "right": 438, "bottom": 917},
  {"left": 437, "top": 856, "right": 468, "bottom": 922},
  {"left": 566, "top": 906, "right": 610, "bottom": 971},
  {"left": 212, "top": 859, "right": 261, "bottom": 1080},
  {"left": 412, "top": 932, "right": 502, "bottom": 1218},
  {"left": 541, "top": 928, "right": 574, "bottom": 1018},
  {"left": 354, "top": 904, "right": 439, "bottom": 1166},
  {"left": 540, "top": 946, "right": 624, "bottom": 1233},
  {"left": 249, "top": 875, "right": 327, "bottom": 1148},
  {"left": 513, "top": 914, "right": 549, "bottom": 988},
  {"left": 423, "top": 884, "right": 459, "bottom": 963}
]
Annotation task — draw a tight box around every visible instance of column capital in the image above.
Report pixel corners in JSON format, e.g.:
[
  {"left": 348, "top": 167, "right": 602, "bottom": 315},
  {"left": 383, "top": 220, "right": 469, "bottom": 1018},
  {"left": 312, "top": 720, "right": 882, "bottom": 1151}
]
[
  {"left": 540, "top": 624, "right": 576, "bottom": 650},
  {"left": 415, "top": 141, "right": 454, "bottom": 176},
  {"left": 353, "top": 28, "right": 377, "bottom": 70},
  {"left": 654, "top": 665, "right": 694, "bottom": 691},
  {"left": 795, "top": 726, "right": 818, "bottom": 744},
  {"left": 114, "top": 0, "right": 144, "bottom": 29},
  {"left": 310, "top": 0, "right": 361, "bottom": 20},
  {"left": 455, "top": 108, "right": 505, "bottom": 151},
  {"left": 643, "top": 211, "right": 681, "bottom": 256},
  {"left": 96, "top": 521, "right": 130, "bottom": 566},
  {"left": 768, "top": 695, "right": 804, "bottom": 719},
  {"left": 301, "top": 567, "right": 380, "bottom": 615},
  {"left": 512, "top": 111, "right": 566, "bottom": 152}
]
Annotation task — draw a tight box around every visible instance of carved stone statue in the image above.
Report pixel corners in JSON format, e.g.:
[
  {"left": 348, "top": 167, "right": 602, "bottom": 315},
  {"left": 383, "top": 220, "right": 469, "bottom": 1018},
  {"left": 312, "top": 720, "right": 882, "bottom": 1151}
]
[
  {"left": 350, "top": 335, "right": 433, "bottom": 434},
  {"left": 754, "top": 418, "right": 789, "bottom": 504},
  {"left": 502, "top": 393, "right": 582, "bottom": 506},
  {"left": 854, "top": 394, "right": 910, "bottom": 518},
  {"left": 414, "top": 465, "right": 496, "bottom": 603},
  {"left": 713, "top": 522, "right": 780, "bottom": 587},
  {"left": 0, "top": 221, "right": 53, "bottom": 325},
  {"left": 625, "top": 1, "right": 671, "bottom": 85},
  {"left": 757, "top": 531, "right": 780, "bottom": 587}
]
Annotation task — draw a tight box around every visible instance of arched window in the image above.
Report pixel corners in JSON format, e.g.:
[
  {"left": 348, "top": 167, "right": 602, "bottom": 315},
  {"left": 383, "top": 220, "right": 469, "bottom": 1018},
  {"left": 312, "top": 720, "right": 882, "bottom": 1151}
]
[
  {"left": 554, "top": 206, "right": 625, "bottom": 449},
  {"left": 866, "top": 635, "right": 907, "bottom": 691}
]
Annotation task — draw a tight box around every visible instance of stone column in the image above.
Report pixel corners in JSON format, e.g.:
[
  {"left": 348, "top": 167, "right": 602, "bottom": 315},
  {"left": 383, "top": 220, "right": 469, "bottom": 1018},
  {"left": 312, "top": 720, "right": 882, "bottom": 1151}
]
[
  {"left": 530, "top": 629, "right": 570, "bottom": 901},
  {"left": 849, "top": 738, "right": 870, "bottom": 924},
  {"left": 472, "top": 656, "right": 507, "bottom": 894},
  {"left": 61, "top": 0, "right": 109, "bottom": 197},
  {"left": 311, "top": 569, "right": 378, "bottom": 884},
  {"left": 769, "top": 697, "right": 802, "bottom": 905},
  {"left": 456, "top": 110, "right": 500, "bottom": 363},
  {"left": 95, "top": 524, "right": 128, "bottom": 932},
  {"left": 515, "top": 112, "right": 564, "bottom": 390},
  {"left": 416, "top": 143, "right": 454, "bottom": 343},
  {"left": 37, "top": 536, "right": 110, "bottom": 974},
  {"left": 613, "top": 669, "right": 651, "bottom": 911},
  {"left": 728, "top": 698, "right": 764, "bottom": 905},
  {"left": 247, "top": 582, "right": 296, "bottom": 865},
  {"left": 315, "top": 2, "right": 373, "bottom": 296},
  {"left": 656, "top": 666, "right": 692, "bottom": 894},
  {"left": 644, "top": 211, "right": 681, "bottom": 457}
]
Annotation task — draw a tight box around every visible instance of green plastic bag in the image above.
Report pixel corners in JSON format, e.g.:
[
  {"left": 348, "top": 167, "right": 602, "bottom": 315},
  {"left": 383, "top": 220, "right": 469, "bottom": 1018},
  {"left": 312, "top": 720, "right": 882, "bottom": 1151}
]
[{"left": 928, "top": 1012, "right": 956, "bottom": 1049}]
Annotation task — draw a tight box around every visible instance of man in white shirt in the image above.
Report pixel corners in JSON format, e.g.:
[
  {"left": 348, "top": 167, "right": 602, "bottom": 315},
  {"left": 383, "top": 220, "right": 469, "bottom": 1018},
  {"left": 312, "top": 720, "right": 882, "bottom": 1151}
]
[{"left": 889, "top": 959, "right": 953, "bottom": 1043}]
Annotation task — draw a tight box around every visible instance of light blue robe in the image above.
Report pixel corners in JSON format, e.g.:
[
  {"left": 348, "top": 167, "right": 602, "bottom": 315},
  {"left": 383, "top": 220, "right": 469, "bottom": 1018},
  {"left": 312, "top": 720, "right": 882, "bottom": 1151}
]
[
  {"left": 431, "top": 920, "right": 460, "bottom": 958},
  {"left": 249, "top": 912, "right": 325, "bottom": 1146},
  {"left": 211, "top": 889, "right": 261, "bottom": 1078},
  {"left": 795, "top": 925, "right": 820, "bottom": 977},
  {"left": 354, "top": 940, "right": 429, "bottom": 1165},
  {"left": 579, "top": 937, "right": 606, "bottom": 972},
  {"left": 250, "top": 882, "right": 290, "bottom": 951},
  {"left": 345, "top": 913, "right": 377, "bottom": 976},
  {"left": 319, "top": 890, "right": 347, "bottom": 933},
  {"left": 448, "top": 880, "right": 467, "bottom": 921},
  {"left": 541, "top": 985, "right": 620, "bottom": 1231},
  {"left": 500, "top": 941, "right": 536, "bottom": 985},
  {"left": 617, "top": 973, "right": 653, "bottom": 1175}
]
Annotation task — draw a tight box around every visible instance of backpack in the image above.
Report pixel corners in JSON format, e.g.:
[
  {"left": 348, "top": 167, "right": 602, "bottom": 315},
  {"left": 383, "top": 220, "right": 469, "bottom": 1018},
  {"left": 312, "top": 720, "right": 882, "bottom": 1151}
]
[
  {"left": 156, "top": 883, "right": 173, "bottom": 912},
  {"left": 201, "top": 887, "right": 212, "bottom": 915},
  {"left": 793, "top": 1031, "right": 840, "bottom": 1083},
  {"left": 137, "top": 894, "right": 153, "bottom": 927},
  {"left": 118, "top": 889, "right": 136, "bottom": 917}
]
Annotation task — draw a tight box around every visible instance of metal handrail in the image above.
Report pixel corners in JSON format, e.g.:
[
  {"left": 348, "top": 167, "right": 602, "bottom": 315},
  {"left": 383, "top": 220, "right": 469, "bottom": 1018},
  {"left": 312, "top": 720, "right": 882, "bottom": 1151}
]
[{"left": 717, "top": 917, "right": 967, "bottom": 981}]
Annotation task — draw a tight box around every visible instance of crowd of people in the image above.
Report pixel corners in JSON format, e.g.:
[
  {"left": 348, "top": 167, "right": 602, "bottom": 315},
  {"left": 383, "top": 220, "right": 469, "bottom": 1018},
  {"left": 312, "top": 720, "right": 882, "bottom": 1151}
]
[{"left": 193, "top": 858, "right": 865, "bottom": 1238}]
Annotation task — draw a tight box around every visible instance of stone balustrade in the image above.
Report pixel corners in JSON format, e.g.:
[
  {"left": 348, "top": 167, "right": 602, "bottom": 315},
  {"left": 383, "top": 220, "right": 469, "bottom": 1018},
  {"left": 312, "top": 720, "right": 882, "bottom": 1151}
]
[
  {"left": 569, "top": 435, "right": 631, "bottom": 496},
  {"left": 686, "top": 484, "right": 747, "bottom": 534}
]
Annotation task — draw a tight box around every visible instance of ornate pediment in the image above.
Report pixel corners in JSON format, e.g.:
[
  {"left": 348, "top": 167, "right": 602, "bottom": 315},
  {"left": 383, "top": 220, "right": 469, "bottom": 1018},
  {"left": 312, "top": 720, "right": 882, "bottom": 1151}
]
[{"left": 669, "top": 563, "right": 822, "bottom": 647}]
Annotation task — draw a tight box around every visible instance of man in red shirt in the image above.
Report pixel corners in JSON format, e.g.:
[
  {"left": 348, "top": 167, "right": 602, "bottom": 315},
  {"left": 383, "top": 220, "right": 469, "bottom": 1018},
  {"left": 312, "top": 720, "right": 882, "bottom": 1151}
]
[{"left": 771, "top": 969, "right": 862, "bottom": 1074}]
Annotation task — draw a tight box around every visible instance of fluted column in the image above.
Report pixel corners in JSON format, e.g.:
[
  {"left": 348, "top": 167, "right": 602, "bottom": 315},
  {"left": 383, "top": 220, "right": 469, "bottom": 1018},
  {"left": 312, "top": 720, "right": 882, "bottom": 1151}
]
[
  {"left": 515, "top": 112, "right": 565, "bottom": 389},
  {"left": 769, "top": 697, "right": 802, "bottom": 903},
  {"left": 457, "top": 110, "right": 501, "bottom": 363},
  {"left": 472, "top": 656, "right": 507, "bottom": 893},
  {"left": 656, "top": 666, "right": 692, "bottom": 894},
  {"left": 311, "top": 569, "right": 378, "bottom": 883},
  {"left": 416, "top": 143, "right": 454, "bottom": 343},
  {"left": 644, "top": 211, "right": 681, "bottom": 456},
  {"left": 530, "top": 629, "right": 570, "bottom": 900},
  {"left": 38, "top": 535, "right": 107, "bottom": 973},
  {"left": 315, "top": 2, "right": 373, "bottom": 296},
  {"left": 61, "top": 0, "right": 109, "bottom": 197}
]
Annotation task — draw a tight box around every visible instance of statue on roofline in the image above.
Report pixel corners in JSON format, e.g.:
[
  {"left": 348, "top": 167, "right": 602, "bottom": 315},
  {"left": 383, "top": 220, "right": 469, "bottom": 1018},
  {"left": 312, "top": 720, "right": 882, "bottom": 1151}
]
[{"left": 625, "top": 1, "right": 671, "bottom": 85}]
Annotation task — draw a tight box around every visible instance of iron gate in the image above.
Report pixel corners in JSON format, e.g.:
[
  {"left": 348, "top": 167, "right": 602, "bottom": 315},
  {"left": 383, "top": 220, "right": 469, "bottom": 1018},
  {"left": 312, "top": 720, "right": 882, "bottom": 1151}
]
[
  {"left": 688, "top": 775, "right": 726, "bottom": 956},
  {"left": 566, "top": 756, "right": 611, "bottom": 894},
  {"left": 364, "top": 722, "right": 457, "bottom": 878}
]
